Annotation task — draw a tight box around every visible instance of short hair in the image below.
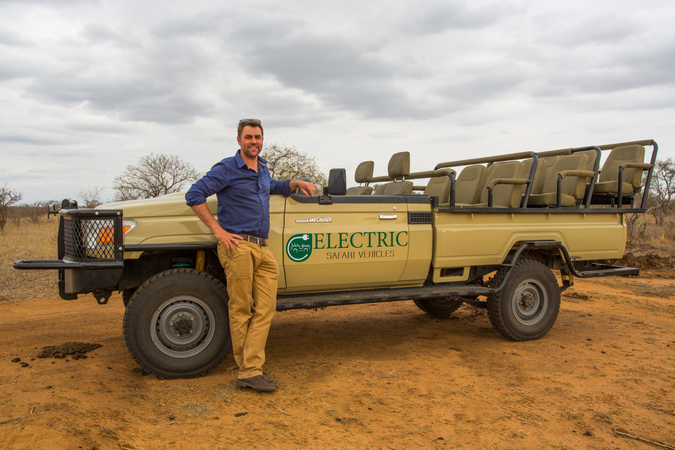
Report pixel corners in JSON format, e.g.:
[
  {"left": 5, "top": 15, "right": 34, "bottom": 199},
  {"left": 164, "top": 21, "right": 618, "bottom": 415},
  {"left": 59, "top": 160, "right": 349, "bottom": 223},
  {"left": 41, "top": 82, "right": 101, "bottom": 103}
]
[{"left": 237, "top": 119, "right": 264, "bottom": 138}]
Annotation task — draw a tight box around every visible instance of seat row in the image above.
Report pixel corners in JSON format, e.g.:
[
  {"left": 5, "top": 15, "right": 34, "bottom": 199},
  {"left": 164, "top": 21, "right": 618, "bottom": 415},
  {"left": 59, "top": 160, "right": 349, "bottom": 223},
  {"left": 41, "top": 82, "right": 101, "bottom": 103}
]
[
  {"left": 346, "top": 151, "right": 455, "bottom": 198},
  {"left": 346, "top": 143, "right": 651, "bottom": 209}
]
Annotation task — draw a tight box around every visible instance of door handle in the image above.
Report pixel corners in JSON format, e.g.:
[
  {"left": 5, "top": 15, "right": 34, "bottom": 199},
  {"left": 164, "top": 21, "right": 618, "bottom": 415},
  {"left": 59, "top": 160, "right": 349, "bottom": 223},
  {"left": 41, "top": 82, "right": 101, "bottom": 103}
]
[{"left": 379, "top": 214, "right": 398, "bottom": 220}]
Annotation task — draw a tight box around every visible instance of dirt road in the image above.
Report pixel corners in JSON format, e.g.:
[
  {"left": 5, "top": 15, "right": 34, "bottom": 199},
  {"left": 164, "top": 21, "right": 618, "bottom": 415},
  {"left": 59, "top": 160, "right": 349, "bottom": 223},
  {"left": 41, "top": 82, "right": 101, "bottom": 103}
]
[{"left": 1, "top": 273, "right": 674, "bottom": 449}]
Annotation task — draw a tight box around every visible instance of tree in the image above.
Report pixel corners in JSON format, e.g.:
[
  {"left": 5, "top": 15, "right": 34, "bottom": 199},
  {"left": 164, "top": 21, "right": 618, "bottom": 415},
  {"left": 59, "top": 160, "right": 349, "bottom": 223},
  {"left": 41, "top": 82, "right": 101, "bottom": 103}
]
[
  {"left": 0, "top": 183, "right": 22, "bottom": 231},
  {"left": 261, "top": 144, "right": 328, "bottom": 187},
  {"left": 648, "top": 158, "right": 675, "bottom": 226},
  {"left": 78, "top": 185, "right": 106, "bottom": 208},
  {"left": 112, "top": 153, "right": 202, "bottom": 201}
]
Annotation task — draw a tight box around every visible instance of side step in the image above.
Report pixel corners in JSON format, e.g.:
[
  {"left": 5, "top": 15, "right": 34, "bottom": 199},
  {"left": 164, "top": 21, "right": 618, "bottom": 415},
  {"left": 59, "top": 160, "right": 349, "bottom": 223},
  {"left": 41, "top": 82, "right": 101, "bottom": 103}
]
[
  {"left": 573, "top": 263, "right": 639, "bottom": 278},
  {"left": 276, "top": 284, "right": 493, "bottom": 311}
]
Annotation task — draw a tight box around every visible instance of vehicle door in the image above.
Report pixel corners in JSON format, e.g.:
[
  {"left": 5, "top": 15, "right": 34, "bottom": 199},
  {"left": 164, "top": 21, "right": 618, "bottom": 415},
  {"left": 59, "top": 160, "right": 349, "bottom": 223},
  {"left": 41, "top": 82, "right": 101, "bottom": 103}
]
[{"left": 281, "top": 195, "right": 410, "bottom": 294}]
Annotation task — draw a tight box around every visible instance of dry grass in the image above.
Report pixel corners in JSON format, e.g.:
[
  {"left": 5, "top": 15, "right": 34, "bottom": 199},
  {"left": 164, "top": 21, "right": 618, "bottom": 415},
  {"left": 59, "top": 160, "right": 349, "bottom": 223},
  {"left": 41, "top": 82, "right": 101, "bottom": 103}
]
[
  {"left": 627, "top": 211, "right": 675, "bottom": 247},
  {"left": 0, "top": 217, "right": 59, "bottom": 301}
]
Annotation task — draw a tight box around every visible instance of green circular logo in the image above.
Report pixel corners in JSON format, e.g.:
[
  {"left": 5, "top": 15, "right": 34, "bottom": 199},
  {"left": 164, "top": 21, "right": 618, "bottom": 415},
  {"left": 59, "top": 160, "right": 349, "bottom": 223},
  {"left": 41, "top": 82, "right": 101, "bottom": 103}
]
[{"left": 286, "top": 234, "right": 313, "bottom": 262}]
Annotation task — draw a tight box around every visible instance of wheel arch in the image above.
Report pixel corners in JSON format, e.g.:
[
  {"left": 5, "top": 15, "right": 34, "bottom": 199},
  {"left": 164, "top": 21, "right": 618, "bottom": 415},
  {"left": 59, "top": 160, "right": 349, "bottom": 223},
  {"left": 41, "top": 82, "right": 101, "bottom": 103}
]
[{"left": 119, "top": 248, "right": 226, "bottom": 294}]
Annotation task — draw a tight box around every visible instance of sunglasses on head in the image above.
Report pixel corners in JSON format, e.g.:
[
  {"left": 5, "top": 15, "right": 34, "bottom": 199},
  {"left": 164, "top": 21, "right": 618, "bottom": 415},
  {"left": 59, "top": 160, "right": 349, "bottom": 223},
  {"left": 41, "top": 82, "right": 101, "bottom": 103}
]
[{"left": 239, "top": 119, "right": 261, "bottom": 124}]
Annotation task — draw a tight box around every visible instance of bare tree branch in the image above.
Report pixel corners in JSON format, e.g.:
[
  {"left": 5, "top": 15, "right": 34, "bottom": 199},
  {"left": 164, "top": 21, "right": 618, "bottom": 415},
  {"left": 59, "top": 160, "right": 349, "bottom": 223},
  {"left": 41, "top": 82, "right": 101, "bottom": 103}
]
[
  {"left": 261, "top": 144, "right": 327, "bottom": 187},
  {"left": 0, "top": 183, "right": 23, "bottom": 231},
  {"left": 78, "top": 186, "right": 106, "bottom": 208},
  {"left": 649, "top": 158, "right": 675, "bottom": 226},
  {"left": 112, "top": 153, "right": 202, "bottom": 201}
]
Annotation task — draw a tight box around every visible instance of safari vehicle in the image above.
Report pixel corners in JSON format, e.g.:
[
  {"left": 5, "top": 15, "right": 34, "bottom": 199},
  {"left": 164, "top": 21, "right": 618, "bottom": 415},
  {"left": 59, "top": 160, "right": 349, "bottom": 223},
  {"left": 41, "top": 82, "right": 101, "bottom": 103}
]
[{"left": 15, "top": 139, "right": 658, "bottom": 379}]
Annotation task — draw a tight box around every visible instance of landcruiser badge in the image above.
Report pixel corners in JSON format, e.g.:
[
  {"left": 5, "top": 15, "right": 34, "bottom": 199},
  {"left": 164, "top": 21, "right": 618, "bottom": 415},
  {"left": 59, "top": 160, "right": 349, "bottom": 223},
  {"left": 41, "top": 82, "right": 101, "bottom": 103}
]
[
  {"left": 286, "top": 234, "right": 313, "bottom": 262},
  {"left": 295, "top": 217, "right": 332, "bottom": 223}
]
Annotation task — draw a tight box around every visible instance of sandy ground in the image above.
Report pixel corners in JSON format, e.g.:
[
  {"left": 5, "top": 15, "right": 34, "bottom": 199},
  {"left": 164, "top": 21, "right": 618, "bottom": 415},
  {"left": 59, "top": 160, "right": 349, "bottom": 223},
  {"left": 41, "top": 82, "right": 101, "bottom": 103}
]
[{"left": 1, "top": 272, "right": 674, "bottom": 449}]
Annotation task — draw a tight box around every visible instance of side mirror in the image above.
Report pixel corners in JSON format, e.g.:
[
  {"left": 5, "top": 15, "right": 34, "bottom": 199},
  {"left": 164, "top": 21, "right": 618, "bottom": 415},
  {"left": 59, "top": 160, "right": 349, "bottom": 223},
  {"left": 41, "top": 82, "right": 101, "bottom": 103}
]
[
  {"left": 320, "top": 168, "right": 346, "bottom": 204},
  {"left": 327, "top": 168, "right": 346, "bottom": 195}
]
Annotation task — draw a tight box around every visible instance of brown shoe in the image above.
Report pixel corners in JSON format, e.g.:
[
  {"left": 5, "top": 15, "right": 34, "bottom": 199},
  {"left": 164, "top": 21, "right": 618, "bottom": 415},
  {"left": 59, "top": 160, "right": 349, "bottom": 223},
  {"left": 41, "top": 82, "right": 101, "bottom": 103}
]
[
  {"left": 236, "top": 375, "right": 276, "bottom": 392},
  {"left": 262, "top": 372, "right": 278, "bottom": 387}
]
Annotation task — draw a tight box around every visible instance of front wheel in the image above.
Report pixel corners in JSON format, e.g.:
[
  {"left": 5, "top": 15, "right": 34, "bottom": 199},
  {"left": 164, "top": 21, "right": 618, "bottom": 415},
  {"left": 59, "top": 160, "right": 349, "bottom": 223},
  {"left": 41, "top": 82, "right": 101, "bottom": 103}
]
[
  {"left": 123, "top": 269, "right": 231, "bottom": 379},
  {"left": 487, "top": 259, "right": 560, "bottom": 341}
]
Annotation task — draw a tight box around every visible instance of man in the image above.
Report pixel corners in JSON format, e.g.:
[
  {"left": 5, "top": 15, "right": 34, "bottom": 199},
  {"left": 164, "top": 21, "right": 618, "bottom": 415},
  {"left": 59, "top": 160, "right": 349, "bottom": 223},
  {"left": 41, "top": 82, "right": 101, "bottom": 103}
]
[{"left": 185, "top": 119, "right": 315, "bottom": 392}]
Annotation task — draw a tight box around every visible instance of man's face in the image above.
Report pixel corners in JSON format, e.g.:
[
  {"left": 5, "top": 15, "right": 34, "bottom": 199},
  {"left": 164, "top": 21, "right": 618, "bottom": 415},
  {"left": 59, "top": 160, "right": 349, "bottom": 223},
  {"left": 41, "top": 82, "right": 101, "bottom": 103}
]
[{"left": 237, "top": 125, "right": 263, "bottom": 159}]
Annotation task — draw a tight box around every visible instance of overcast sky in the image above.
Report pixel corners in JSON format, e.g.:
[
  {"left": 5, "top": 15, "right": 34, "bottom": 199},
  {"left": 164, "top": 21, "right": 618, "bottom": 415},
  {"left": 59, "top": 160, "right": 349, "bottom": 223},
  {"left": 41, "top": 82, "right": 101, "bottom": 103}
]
[{"left": 1, "top": 0, "right": 674, "bottom": 204}]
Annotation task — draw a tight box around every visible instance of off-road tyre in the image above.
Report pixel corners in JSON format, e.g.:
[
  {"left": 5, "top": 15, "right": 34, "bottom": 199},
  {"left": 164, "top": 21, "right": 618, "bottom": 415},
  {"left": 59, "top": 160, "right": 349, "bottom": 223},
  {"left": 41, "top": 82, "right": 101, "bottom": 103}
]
[
  {"left": 413, "top": 298, "right": 464, "bottom": 316},
  {"left": 487, "top": 259, "right": 560, "bottom": 341},
  {"left": 122, "top": 288, "right": 135, "bottom": 307},
  {"left": 123, "top": 269, "right": 231, "bottom": 379}
]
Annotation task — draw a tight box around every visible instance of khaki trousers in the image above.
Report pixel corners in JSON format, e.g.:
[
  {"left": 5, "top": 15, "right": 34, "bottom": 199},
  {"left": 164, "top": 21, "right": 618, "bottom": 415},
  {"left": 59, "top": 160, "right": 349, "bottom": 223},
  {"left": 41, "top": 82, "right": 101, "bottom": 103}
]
[{"left": 217, "top": 240, "right": 278, "bottom": 379}]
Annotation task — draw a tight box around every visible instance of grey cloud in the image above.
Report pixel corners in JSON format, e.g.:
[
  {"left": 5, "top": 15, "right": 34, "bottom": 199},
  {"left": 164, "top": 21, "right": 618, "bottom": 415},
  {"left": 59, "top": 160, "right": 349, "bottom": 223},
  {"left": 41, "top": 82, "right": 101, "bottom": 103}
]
[
  {"left": 527, "top": 39, "right": 675, "bottom": 99},
  {"left": 0, "top": 134, "right": 65, "bottom": 145},
  {"left": 403, "top": 1, "right": 519, "bottom": 35},
  {"left": 0, "top": 30, "right": 34, "bottom": 47},
  {"left": 228, "top": 25, "right": 426, "bottom": 118},
  {"left": 224, "top": 89, "right": 335, "bottom": 128},
  {"left": 81, "top": 24, "right": 141, "bottom": 49},
  {"left": 538, "top": 13, "right": 639, "bottom": 48},
  {"left": 64, "top": 120, "right": 137, "bottom": 134},
  {"left": 24, "top": 35, "right": 217, "bottom": 124},
  {"left": 0, "top": 60, "right": 37, "bottom": 82},
  {"left": 152, "top": 11, "right": 229, "bottom": 38},
  {"left": 0, "top": 0, "right": 92, "bottom": 3},
  {"left": 28, "top": 74, "right": 216, "bottom": 124},
  {"left": 435, "top": 68, "right": 526, "bottom": 106}
]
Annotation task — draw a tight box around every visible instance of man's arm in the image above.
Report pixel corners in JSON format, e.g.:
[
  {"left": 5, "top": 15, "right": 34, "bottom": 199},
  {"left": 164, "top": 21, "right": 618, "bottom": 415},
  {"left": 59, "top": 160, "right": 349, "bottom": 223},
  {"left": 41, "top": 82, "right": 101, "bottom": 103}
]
[
  {"left": 190, "top": 203, "right": 242, "bottom": 251},
  {"left": 289, "top": 180, "right": 316, "bottom": 196}
]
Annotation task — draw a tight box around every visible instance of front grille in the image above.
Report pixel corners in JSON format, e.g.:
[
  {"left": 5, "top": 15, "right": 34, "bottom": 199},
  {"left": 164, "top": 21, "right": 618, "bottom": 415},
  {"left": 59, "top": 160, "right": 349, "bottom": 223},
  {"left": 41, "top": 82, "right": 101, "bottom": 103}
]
[
  {"left": 408, "top": 212, "right": 432, "bottom": 224},
  {"left": 63, "top": 216, "right": 119, "bottom": 261}
]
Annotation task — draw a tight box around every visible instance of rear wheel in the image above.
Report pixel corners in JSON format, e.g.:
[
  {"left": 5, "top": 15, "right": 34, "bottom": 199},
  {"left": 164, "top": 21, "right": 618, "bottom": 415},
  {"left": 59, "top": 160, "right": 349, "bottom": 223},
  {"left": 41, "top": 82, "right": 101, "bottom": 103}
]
[
  {"left": 413, "top": 297, "right": 464, "bottom": 316},
  {"left": 487, "top": 259, "right": 560, "bottom": 341},
  {"left": 123, "top": 269, "right": 231, "bottom": 379}
]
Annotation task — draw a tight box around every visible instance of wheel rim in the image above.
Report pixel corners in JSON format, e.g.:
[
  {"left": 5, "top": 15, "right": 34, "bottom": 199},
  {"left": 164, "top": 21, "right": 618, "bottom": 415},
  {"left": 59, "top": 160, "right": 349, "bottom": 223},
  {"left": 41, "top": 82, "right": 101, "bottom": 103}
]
[
  {"left": 150, "top": 295, "right": 216, "bottom": 359},
  {"left": 511, "top": 278, "right": 548, "bottom": 326}
]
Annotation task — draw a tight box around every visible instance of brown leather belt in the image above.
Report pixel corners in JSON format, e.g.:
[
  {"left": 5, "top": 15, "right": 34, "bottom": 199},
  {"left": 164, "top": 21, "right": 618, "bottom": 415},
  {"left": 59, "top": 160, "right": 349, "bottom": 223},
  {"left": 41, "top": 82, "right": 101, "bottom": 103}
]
[{"left": 240, "top": 234, "right": 267, "bottom": 246}]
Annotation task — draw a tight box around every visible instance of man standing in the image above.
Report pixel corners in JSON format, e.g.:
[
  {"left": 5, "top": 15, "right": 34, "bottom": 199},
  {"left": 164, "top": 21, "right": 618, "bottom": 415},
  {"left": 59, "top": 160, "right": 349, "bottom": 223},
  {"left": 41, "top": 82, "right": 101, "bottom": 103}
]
[{"left": 185, "top": 119, "right": 315, "bottom": 392}]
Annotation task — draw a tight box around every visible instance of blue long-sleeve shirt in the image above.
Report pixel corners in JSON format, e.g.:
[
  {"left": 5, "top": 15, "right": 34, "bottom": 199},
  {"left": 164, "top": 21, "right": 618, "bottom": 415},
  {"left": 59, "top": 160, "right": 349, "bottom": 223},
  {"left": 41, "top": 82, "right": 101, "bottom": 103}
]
[{"left": 185, "top": 150, "right": 291, "bottom": 239}]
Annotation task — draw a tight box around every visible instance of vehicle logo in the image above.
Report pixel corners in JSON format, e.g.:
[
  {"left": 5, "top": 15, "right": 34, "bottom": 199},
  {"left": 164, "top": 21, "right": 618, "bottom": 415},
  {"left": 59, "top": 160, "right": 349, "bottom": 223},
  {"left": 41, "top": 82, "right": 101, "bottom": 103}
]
[
  {"left": 295, "top": 217, "right": 332, "bottom": 223},
  {"left": 286, "top": 234, "right": 313, "bottom": 262}
]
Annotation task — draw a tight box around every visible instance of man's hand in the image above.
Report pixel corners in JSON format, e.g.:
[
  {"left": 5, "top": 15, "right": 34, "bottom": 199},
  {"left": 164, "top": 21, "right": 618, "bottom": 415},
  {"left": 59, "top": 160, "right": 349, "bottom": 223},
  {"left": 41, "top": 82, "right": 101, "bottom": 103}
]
[
  {"left": 214, "top": 228, "right": 243, "bottom": 251},
  {"left": 290, "top": 180, "right": 317, "bottom": 196}
]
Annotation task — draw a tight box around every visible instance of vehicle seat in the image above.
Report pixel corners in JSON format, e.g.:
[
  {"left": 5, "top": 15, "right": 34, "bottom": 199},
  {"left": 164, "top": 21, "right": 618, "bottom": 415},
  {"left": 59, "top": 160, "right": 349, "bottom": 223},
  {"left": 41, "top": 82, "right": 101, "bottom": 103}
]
[
  {"left": 528, "top": 153, "right": 592, "bottom": 207},
  {"left": 473, "top": 161, "right": 525, "bottom": 208},
  {"left": 521, "top": 158, "right": 548, "bottom": 195},
  {"left": 578, "top": 149, "right": 598, "bottom": 173},
  {"left": 346, "top": 161, "right": 374, "bottom": 195},
  {"left": 424, "top": 176, "right": 451, "bottom": 204},
  {"left": 374, "top": 152, "right": 413, "bottom": 196},
  {"left": 593, "top": 145, "right": 646, "bottom": 195},
  {"left": 453, "top": 165, "right": 487, "bottom": 205}
]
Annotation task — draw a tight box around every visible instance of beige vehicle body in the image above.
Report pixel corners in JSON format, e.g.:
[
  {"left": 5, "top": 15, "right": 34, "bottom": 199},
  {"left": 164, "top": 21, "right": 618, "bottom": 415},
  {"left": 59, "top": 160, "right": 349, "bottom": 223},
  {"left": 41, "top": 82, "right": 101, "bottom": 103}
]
[
  {"left": 116, "top": 193, "right": 626, "bottom": 294},
  {"left": 14, "top": 139, "right": 657, "bottom": 379}
]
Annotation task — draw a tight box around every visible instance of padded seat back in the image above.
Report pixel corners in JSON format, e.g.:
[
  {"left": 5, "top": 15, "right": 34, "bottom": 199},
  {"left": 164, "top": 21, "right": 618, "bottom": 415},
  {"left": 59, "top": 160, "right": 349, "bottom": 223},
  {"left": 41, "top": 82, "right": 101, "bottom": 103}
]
[
  {"left": 374, "top": 151, "right": 413, "bottom": 196},
  {"left": 522, "top": 158, "right": 549, "bottom": 195},
  {"left": 424, "top": 176, "right": 451, "bottom": 204},
  {"left": 346, "top": 161, "right": 374, "bottom": 195},
  {"left": 479, "top": 161, "right": 525, "bottom": 207},
  {"left": 454, "top": 165, "right": 487, "bottom": 204},
  {"left": 594, "top": 145, "right": 645, "bottom": 194},
  {"left": 578, "top": 149, "right": 598, "bottom": 172}
]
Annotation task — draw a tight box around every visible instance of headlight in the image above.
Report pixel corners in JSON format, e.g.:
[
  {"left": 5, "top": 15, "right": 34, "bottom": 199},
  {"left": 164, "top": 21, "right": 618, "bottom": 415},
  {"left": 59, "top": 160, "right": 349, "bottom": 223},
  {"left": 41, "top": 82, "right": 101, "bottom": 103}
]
[
  {"left": 88, "top": 219, "right": 139, "bottom": 246},
  {"left": 122, "top": 219, "right": 139, "bottom": 237}
]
